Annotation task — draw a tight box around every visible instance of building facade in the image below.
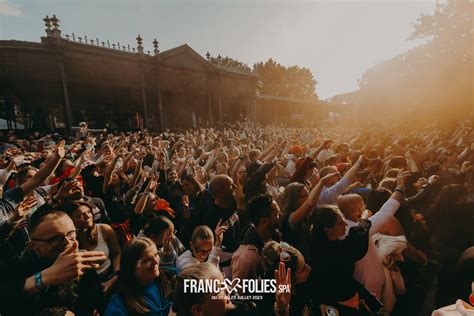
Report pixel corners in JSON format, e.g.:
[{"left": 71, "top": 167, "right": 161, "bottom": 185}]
[{"left": 0, "top": 15, "right": 258, "bottom": 133}]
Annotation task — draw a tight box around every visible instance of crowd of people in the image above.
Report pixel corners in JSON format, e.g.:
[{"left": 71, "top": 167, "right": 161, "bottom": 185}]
[{"left": 0, "top": 117, "right": 472, "bottom": 316}]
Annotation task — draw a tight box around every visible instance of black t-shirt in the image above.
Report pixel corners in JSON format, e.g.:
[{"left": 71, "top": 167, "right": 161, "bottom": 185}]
[
  {"left": 81, "top": 196, "right": 110, "bottom": 224},
  {"left": 205, "top": 202, "right": 241, "bottom": 253},
  {"left": 310, "top": 220, "right": 371, "bottom": 304},
  {"left": 281, "top": 213, "right": 312, "bottom": 263},
  {"left": 103, "top": 184, "right": 129, "bottom": 223}
]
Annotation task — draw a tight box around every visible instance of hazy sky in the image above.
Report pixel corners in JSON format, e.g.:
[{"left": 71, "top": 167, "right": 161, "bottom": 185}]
[{"left": 0, "top": 0, "right": 436, "bottom": 99}]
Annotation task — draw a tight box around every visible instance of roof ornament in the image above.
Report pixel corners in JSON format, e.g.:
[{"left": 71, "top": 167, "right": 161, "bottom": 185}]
[
  {"left": 136, "top": 35, "right": 144, "bottom": 54},
  {"left": 43, "top": 15, "right": 53, "bottom": 37},
  {"left": 50, "top": 15, "right": 61, "bottom": 38},
  {"left": 153, "top": 39, "right": 160, "bottom": 56}
]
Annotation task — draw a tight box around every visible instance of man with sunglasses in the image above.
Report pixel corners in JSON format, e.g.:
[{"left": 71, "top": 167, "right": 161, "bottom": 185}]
[{"left": 0, "top": 209, "right": 107, "bottom": 316}]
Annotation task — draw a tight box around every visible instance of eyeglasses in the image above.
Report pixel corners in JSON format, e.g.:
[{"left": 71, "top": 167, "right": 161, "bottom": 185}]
[
  {"left": 30, "top": 230, "right": 77, "bottom": 246},
  {"left": 137, "top": 252, "right": 160, "bottom": 268},
  {"left": 279, "top": 242, "right": 292, "bottom": 262},
  {"left": 193, "top": 246, "right": 212, "bottom": 256}
]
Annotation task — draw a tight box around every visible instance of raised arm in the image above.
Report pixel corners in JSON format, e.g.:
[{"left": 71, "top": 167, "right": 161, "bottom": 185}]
[
  {"left": 317, "top": 156, "right": 366, "bottom": 206},
  {"left": 369, "top": 170, "right": 410, "bottom": 234},
  {"left": 102, "top": 154, "right": 121, "bottom": 194},
  {"left": 343, "top": 155, "right": 367, "bottom": 182},
  {"left": 121, "top": 149, "right": 135, "bottom": 174},
  {"left": 133, "top": 177, "right": 157, "bottom": 215},
  {"left": 308, "top": 139, "right": 332, "bottom": 161},
  {"left": 20, "top": 141, "right": 65, "bottom": 196},
  {"left": 128, "top": 158, "right": 143, "bottom": 188},
  {"left": 289, "top": 173, "right": 339, "bottom": 227}
]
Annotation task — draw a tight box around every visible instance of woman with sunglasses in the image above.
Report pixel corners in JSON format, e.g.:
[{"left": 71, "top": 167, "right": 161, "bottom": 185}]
[
  {"left": 260, "top": 241, "right": 313, "bottom": 316},
  {"left": 176, "top": 222, "right": 227, "bottom": 273},
  {"left": 105, "top": 237, "right": 173, "bottom": 316},
  {"left": 64, "top": 201, "right": 121, "bottom": 295}
]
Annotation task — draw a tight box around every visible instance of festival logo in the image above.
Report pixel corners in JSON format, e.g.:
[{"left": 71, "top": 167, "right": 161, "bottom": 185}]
[{"left": 183, "top": 278, "right": 290, "bottom": 300}]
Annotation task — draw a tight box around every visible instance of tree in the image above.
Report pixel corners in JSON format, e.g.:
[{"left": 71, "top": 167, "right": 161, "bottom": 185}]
[
  {"left": 206, "top": 54, "right": 319, "bottom": 100},
  {"left": 356, "top": 0, "right": 472, "bottom": 122},
  {"left": 253, "top": 58, "right": 318, "bottom": 99},
  {"left": 206, "top": 53, "right": 252, "bottom": 72}
]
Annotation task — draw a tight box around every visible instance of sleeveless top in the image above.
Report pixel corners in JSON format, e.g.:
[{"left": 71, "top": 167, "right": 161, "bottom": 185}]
[{"left": 95, "top": 224, "right": 111, "bottom": 275}]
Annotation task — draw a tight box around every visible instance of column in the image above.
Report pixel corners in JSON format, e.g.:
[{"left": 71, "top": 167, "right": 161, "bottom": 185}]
[
  {"left": 58, "top": 60, "right": 73, "bottom": 134},
  {"left": 217, "top": 74, "right": 223, "bottom": 122},
  {"left": 139, "top": 67, "right": 149, "bottom": 129},
  {"left": 208, "top": 92, "right": 213, "bottom": 127},
  {"left": 156, "top": 67, "right": 165, "bottom": 131}
]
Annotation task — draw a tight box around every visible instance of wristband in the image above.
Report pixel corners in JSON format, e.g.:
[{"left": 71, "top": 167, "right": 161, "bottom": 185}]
[
  {"left": 394, "top": 188, "right": 405, "bottom": 196},
  {"left": 34, "top": 272, "right": 44, "bottom": 290}
]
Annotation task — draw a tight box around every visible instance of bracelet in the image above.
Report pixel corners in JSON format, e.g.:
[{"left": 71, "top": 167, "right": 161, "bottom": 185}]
[
  {"left": 34, "top": 272, "right": 44, "bottom": 290},
  {"left": 394, "top": 188, "right": 405, "bottom": 196}
]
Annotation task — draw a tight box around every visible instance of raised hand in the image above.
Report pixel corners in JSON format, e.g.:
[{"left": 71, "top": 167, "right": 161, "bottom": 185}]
[
  {"left": 162, "top": 230, "right": 174, "bottom": 252},
  {"left": 54, "top": 140, "right": 65, "bottom": 159},
  {"left": 182, "top": 195, "right": 190, "bottom": 220},
  {"left": 275, "top": 262, "right": 291, "bottom": 310},
  {"left": 427, "top": 174, "right": 440, "bottom": 185},
  {"left": 145, "top": 176, "right": 158, "bottom": 192},
  {"left": 322, "top": 139, "right": 332, "bottom": 149},
  {"left": 54, "top": 180, "right": 79, "bottom": 202},
  {"left": 214, "top": 219, "right": 229, "bottom": 248},
  {"left": 396, "top": 170, "right": 411, "bottom": 189},
  {"left": 8, "top": 195, "right": 37, "bottom": 225},
  {"left": 357, "top": 155, "right": 368, "bottom": 169}
]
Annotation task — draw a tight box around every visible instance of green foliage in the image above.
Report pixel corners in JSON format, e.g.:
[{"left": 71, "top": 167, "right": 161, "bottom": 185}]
[
  {"left": 253, "top": 58, "right": 318, "bottom": 99},
  {"left": 206, "top": 53, "right": 318, "bottom": 100}
]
